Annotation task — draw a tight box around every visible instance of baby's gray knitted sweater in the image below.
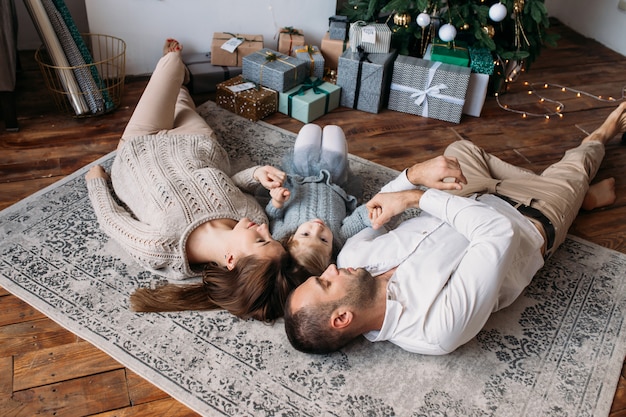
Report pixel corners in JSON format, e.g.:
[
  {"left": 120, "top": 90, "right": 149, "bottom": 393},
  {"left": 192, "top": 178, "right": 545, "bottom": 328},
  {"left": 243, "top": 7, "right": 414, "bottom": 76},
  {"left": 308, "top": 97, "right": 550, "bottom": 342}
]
[
  {"left": 86, "top": 133, "right": 266, "bottom": 280},
  {"left": 266, "top": 170, "right": 370, "bottom": 250}
]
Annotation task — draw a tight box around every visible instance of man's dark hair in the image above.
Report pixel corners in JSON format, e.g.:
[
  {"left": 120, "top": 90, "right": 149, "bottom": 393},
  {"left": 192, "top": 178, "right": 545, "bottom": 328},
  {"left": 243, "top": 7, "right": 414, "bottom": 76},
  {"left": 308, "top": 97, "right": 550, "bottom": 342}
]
[{"left": 283, "top": 292, "right": 356, "bottom": 354}]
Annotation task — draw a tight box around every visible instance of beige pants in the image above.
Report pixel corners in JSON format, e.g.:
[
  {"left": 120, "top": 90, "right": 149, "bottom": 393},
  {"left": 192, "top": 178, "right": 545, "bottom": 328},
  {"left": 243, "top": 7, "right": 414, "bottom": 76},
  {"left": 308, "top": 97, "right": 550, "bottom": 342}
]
[
  {"left": 122, "top": 52, "right": 214, "bottom": 140},
  {"left": 443, "top": 139, "right": 605, "bottom": 255}
]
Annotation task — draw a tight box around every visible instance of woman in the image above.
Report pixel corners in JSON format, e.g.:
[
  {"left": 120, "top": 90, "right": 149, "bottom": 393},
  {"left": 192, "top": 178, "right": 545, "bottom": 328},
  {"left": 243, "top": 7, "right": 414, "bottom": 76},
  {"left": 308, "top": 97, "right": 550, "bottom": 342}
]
[{"left": 86, "top": 39, "right": 297, "bottom": 322}]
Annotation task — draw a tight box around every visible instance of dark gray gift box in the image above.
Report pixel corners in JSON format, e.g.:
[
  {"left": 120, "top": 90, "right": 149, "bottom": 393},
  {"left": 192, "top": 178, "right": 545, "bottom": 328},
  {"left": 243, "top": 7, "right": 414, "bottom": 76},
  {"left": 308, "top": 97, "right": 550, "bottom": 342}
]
[
  {"left": 242, "top": 48, "right": 309, "bottom": 93},
  {"left": 336, "top": 48, "right": 397, "bottom": 114},
  {"left": 183, "top": 52, "right": 242, "bottom": 94},
  {"left": 329, "top": 15, "right": 349, "bottom": 40},
  {"left": 388, "top": 55, "right": 470, "bottom": 123}
]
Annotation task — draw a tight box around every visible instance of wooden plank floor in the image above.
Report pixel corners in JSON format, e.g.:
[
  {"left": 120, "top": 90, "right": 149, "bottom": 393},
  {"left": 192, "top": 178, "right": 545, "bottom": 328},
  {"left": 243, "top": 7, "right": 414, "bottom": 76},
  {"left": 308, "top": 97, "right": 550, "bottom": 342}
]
[{"left": 1, "top": 20, "right": 625, "bottom": 416}]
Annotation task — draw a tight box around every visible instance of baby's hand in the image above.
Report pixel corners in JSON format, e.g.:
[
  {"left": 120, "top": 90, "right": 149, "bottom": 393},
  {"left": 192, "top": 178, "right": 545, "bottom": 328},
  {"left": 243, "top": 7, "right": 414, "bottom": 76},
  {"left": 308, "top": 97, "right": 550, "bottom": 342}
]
[{"left": 270, "top": 187, "right": 290, "bottom": 208}]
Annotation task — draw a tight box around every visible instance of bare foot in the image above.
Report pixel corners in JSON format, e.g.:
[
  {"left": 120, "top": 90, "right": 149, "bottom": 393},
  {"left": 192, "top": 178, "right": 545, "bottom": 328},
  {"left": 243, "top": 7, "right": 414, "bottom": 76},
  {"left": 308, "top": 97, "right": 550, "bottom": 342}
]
[
  {"left": 584, "top": 102, "right": 626, "bottom": 145},
  {"left": 581, "top": 177, "right": 616, "bottom": 210},
  {"left": 163, "top": 38, "right": 183, "bottom": 56},
  {"left": 162, "top": 38, "right": 189, "bottom": 85}
]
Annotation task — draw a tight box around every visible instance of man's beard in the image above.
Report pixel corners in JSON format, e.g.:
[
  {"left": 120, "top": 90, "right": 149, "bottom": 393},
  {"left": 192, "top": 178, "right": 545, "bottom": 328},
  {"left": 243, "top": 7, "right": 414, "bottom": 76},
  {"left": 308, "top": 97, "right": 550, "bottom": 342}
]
[{"left": 343, "top": 268, "right": 378, "bottom": 307}]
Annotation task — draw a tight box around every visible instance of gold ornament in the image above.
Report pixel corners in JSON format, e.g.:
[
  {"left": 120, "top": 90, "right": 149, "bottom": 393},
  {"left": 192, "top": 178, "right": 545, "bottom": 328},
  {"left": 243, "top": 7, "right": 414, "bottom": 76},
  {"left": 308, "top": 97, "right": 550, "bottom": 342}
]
[
  {"left": 482, "top": 25, "right": 495, "bottom": 38},
  {"left": 462, "top": 23, "right": 470, "bottom": 30},
  {"left": 514, "top": 0, "right": 525, "bottom": 13},
  {"left": 393, "top": 12, "right": 411, "bottom": 26}
]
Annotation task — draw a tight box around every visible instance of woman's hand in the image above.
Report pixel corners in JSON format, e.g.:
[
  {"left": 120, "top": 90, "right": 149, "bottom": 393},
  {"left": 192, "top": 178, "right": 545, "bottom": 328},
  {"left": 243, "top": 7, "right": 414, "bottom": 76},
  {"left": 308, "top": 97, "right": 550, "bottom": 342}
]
[
  {"left": 406, "top": 155, "right": 467, "bottom": 190},
  {"left": 366, "top": 189, "right": 424, "bottom": 229},
  {"left": 269, "top": 187, "right": 290, "bottom": 208},
  {"left": 254, "top": 166, "right": 286, "bottom": 190},
  {"left": 85, "top": 165, "right": 109, "bottom": 181}
]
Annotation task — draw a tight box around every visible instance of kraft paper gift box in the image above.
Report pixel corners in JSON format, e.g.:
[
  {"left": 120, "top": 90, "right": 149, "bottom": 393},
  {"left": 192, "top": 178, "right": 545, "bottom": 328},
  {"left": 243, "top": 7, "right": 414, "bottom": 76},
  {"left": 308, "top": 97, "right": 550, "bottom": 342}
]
[
  {"left": 242, "top": 48, "right": 309, "bottom": 93},
  {"left": 215, "top": 75, "right": 277, "bottom": 122},
  {"left": 182, "top": 52, "right": 242, "bottom": 94},
  {"left": 277, "top": 27, "right": 305, "bottom": 56},
  {"left": 328, "top": 15, "right": 349, "bottom": 40},
  {"left": 210, "top": 33, "right": 264, "bottom": 67},
  {"left": 292, "top": 45, "right": 325, "bottom": 79},
  {"left": 278, "top": 77, "right": 341, "bottom": 123},
  {"left": 348, "top": 22, "right": 392, "bottom": 54},
  {"left": 336, "top": 47, "right": 397, "bottom": 114},
  {"left": 388, "top": 55, "right": 470, "bottom": 123},
  {"left": 320, "top": 32, "right": 350, "bottom": 70},
  {"left": 430, "top": 39, "right": 470, "bottom": 67}
]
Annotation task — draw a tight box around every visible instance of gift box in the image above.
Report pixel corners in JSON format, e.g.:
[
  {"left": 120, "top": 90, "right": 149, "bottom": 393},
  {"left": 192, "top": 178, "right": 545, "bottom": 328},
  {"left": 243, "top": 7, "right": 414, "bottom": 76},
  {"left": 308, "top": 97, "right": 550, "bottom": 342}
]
[
  {"left": 210, "top": 33, "right": 264, "bottom": 67},
  {"left": 278, "top": 77, "right": 341, "bottom": 123},
  {"left": 329, "top": 15, "right": 349, "bottom": 40},
  {"left": 468, "top": 46, "right": 494, "bottom": 75},
  {"left": 388, "top": 55, "right": 470, "bottom": 123},
  {"left": 336, "top": 47, "right": 397, "bottom": 114},
  {"left": 215, "top": 75, "right": 277, "bottom": 121},
  {"left": 320, "top": 32, "right": 350, "bottom": 71},
  {"left": 348, "top": 22, "right": 392, "bottom": 54},
  {"left": 462, "top": 72, "right": 490, "bottom": 117},
  {"left": 182, "top": 52, "right": 242, "bottom": 94},
  {"left": 242, "top": 48, "right": 309, "bottom": 92},
  {"left": 424, "top": 45, "right": 489, "bottom": 117},
  {"left": 430, "top": 39, "right": 470, "bottom": 67},
  {"left": 277, "top": 27, "right": 305, "bottom": 56},
  {"left": 292, "top": 45, "right": 325, "bottom": 79}
]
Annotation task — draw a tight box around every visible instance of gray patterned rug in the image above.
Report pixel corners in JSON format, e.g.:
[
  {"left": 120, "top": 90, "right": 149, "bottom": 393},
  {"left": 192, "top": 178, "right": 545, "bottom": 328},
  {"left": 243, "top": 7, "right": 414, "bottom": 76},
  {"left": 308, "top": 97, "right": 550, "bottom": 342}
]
[{"left": 1, "top": 100, "right": 625, "bottom": 417}]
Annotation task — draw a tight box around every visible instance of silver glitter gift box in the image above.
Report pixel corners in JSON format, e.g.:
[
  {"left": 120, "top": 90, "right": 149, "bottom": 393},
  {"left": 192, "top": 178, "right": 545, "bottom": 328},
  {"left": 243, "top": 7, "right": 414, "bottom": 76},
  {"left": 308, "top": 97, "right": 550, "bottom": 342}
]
[
  {"left": 329, "top": 15, "right": 349, "bottom": 40},
  {"left": 387, "top": 55, "right": 470, "bottom": 123},
  {"left": 242, "top": 48, "right": 309, "bottom": 93},
  {"left": 292, "top": 45, "right": 325, "bottom": 79},
  {"left": 336, "top": 48, "right": 397, "bottom": 114}
]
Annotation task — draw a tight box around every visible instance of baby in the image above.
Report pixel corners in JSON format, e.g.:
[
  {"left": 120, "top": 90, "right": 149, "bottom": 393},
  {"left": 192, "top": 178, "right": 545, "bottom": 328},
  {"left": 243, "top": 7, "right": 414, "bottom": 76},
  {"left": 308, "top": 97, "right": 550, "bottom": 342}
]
[{"left": 266, "top": 124, "right": 371, "bottom": 278}]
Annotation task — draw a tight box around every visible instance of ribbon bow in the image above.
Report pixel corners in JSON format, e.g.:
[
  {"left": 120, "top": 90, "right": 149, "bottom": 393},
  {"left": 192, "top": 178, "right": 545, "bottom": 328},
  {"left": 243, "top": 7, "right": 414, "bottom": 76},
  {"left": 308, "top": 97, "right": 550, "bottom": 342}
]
[
  {"left": 288, "top": 78, "right": 330, "bottom": 116},
  {"left": 280, "top": 26, "right": 301, "bottom": 35},
  {"left": 295, "top": 45, "right": 317, "bottom": 56},
  {"left": 410, "top": 83, "right": 449, "bottom": 106},
  {"left": 357, "top": 45, "right": 371, "bottom": 63},
  {"left": 263, "top": 51, "right": 278, "bottom": 63},
  {"left": 225, "top": 32, "right": 244, "bottom": 41},
  {"left": 297, "top": 77, "right": 324, "bottom": 95}
]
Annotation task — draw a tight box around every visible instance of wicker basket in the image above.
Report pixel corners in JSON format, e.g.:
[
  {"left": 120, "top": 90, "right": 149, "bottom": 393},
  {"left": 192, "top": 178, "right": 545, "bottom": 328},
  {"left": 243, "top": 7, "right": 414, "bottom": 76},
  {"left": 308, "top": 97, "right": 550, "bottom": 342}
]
[{"left": 35, "top": 33, "right": 126, "bottom": 117}]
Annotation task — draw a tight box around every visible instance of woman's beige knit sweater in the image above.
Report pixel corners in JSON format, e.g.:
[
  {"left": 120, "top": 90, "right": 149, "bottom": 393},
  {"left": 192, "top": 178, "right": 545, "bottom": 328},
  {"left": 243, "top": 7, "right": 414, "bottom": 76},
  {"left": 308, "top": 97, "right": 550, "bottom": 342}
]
[{"left": 86, "top": 133, "right": 266, "bottom": 280}]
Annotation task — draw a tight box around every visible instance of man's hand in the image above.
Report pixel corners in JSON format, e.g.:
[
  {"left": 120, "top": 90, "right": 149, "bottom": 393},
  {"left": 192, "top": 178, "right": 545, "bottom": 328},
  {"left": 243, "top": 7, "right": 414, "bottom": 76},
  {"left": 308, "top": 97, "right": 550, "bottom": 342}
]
[
  {"left": 85, "top": 165, "right": 109, "bottom": 181},
  {"left": 269, "top": 187, "right": 290, "bottom": 208},
  {"left": 406, "top": 155, "right": 467, "bottom": 190},
  {"left": 254, "top": 166, "right": 286, "bottom": 190},
  {"left": 366, "top": 189, "right": 424, "bottom": 229}
]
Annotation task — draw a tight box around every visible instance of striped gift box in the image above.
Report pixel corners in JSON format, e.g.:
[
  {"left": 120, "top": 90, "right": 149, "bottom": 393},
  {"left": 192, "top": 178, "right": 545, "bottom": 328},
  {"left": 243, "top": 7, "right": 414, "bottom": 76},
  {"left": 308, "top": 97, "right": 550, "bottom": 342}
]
[{"left": 349, "top": 22, "right": 392, "bottom": 54}]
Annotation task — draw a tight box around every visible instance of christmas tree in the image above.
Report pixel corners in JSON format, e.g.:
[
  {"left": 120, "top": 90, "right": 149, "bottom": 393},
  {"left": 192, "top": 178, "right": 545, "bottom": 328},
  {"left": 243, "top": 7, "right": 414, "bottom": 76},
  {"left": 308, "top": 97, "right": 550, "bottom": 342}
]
[{"left": 341, "top": 0, "right": 557, "bottom": 68}]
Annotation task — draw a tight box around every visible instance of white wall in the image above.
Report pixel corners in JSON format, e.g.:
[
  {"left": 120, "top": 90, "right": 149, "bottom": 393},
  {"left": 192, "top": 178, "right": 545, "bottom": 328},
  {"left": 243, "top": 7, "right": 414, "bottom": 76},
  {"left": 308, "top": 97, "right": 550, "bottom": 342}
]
[
  {"left": 85, "top": 0, "right": 337, "bottom": 75},
  {"left": 546, "top": 0, "right": 626, "bottom": 56}
]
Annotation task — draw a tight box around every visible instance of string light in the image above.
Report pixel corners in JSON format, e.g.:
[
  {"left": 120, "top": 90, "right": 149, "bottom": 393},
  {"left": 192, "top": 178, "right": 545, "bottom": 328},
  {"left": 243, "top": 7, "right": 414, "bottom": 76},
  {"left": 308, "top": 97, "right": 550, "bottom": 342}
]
[{"left": 495, "top": 82, "right": 626, "bottom": 119}]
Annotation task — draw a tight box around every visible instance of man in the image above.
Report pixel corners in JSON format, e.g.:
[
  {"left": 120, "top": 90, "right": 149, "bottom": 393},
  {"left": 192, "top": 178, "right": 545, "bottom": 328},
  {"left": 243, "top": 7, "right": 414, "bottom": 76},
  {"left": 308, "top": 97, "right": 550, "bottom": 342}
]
[{"left": 283, "top": 103, "right": 625, "bottom": 355}]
